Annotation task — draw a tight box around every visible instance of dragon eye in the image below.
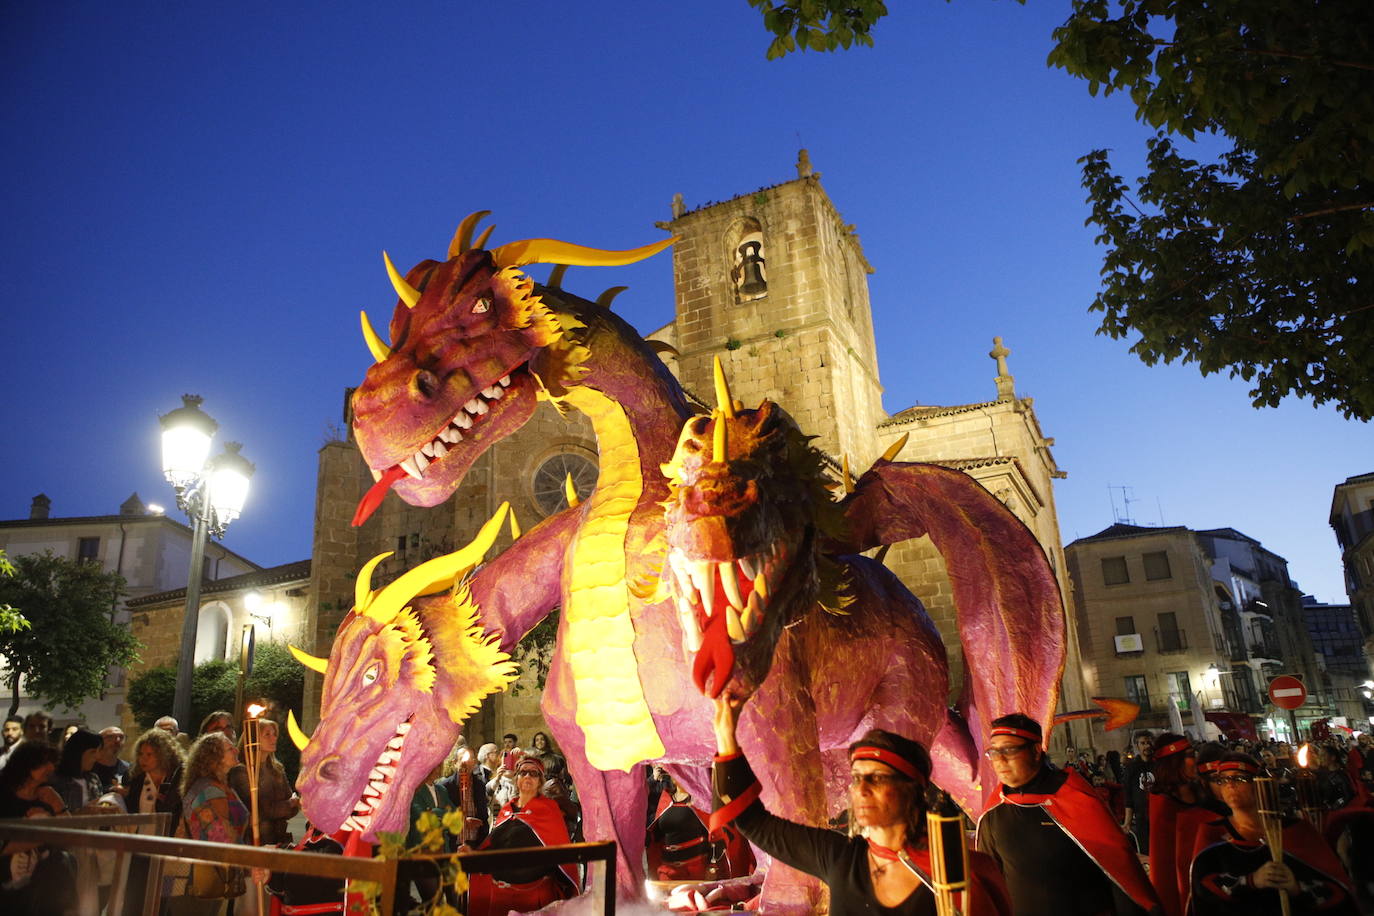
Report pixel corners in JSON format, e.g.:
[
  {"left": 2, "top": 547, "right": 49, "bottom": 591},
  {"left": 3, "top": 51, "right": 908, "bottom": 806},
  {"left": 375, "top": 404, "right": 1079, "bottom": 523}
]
[
  {"left": 473, "top": 296, "right": 491, "bottom": 314},
  {"left": 362, "top": 663, "right": 380, "bottom": 687}
]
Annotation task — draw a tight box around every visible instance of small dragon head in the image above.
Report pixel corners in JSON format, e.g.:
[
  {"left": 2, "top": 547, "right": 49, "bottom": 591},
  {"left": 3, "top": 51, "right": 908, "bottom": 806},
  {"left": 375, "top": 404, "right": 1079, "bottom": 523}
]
[
  {"left": 291, "top": 505, "right": 518, "bottom": 841},
  {"left": 659, "top": 359, "right": 847, "bottom": 700},
  {"left": 350, "top": 212, "right": 673, "bottom": 524}
]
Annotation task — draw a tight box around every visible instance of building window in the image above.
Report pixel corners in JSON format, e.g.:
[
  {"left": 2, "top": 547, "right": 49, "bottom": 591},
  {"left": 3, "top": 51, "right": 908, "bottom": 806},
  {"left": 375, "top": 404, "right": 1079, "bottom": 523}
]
[
  {"left": 1143, "top": 551, "right": 1172, "bottom": 580},
  {"left": 1166, "top": 671, "right": 1192, "bottom": 710},
  {"left": 1115, "top": 616, "right": 1136, "bottom": 636},
  {"left": 77, "top": 537, "right": 100, "bottom": 563},
  {"left": 1125, "top": 675, "right": 1151, "bottom": 712},
  {"left": 1101, "top": 556, "right": 1129, "bottom": 586},
  {"left": 532, "top": 452, "right": 599, "bottom": 517},
  {"left": 1156, "top": 612, "right": 1186, "bottom": 652}
]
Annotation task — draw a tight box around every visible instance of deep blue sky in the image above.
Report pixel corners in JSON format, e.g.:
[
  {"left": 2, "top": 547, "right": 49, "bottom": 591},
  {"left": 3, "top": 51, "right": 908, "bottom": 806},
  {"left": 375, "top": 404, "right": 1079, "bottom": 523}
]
[{"left": 2, "top": 2, "right": 1367, "bottom": 602}]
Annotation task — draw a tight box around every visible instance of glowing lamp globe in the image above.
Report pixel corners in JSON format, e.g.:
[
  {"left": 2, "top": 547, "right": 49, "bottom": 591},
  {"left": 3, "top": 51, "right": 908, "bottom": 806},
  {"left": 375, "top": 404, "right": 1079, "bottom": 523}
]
[
  {"left": 209, "top": 443, "right": 254, "bottom": 524},
  {"left": 160, "top": 395, "right": 217, "bottom": 489}
]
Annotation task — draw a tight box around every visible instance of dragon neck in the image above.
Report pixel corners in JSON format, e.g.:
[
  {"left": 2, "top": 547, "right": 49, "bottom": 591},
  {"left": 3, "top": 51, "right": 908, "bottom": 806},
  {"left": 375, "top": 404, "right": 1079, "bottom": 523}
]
[{"left": 545, "top": 313, "right": 690, "bottom": 772}]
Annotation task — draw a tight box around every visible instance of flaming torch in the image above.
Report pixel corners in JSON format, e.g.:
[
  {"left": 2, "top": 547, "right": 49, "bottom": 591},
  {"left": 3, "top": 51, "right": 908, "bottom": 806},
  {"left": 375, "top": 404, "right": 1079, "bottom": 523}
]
[
  {"left": 244, "top": 703, "right": 267, "bottom": 913},
  {"left": 919, "top": 792, "right": 970, "bottom": 916},
  {"left": 1294, "top": 744, "right": 1321, "bottom": 829},
  {"left": 1254, "top": 773, "right": 1291, "bottom": 916}
]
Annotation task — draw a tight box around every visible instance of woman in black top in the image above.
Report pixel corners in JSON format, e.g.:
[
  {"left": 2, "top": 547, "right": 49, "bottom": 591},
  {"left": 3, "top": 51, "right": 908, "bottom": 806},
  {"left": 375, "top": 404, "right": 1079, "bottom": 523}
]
[
  {"left": 0, "top": 741, "right": 78, "bottom": 915},
  {"left": 711, "top": 696, "right": 1007, "bottom": 915}
]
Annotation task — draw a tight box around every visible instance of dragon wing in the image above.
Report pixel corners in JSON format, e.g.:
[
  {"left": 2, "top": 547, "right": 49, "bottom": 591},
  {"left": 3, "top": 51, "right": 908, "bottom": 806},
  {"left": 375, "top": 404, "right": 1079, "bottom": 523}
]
[{"left": 837, "top": 460, "right": 1065, "bottom": 799}]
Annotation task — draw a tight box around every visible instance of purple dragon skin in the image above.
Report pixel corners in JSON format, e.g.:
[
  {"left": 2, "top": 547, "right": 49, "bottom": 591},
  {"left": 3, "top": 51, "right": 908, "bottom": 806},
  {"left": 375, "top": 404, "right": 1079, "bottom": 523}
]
[{"left": 320, "top": 236, "right": 1065, "bottom": 910}]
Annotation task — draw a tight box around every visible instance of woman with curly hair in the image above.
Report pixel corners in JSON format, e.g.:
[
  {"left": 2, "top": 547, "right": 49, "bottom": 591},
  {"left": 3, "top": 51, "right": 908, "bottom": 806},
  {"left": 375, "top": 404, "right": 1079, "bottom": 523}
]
[{"left": 165, "top": 732, "right": 247, "bottom": 915}]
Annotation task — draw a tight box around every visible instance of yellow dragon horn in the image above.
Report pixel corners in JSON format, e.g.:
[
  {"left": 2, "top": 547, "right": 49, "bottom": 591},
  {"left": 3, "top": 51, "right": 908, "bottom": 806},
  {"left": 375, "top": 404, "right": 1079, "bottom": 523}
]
[
  {"left": 286, "top": 710, "right": 311, "bottom": 752},
  {"left": 489, "top": 235, "right": 676, "bottom": 269},
  {"left": 289, "top": 645, "right": 328, "bottom": 675},
  {"left": 564, "top": 474, "right": 580, "bottom": 509},
  {"left": 646, "top": 339, "right": 679, "bottom": 359},
  {"left": 383, "top": 251, "right": 422, "bottom": 308},
  {"left": 596, "top": 286, "right": 628, "bottom": 308},
  {"left": 713, "top": 410, "right": 728, "bottom": 463},
  {"left": 842, "top": 455, "right": 855, "bottom": 494},
  {"left": 473, "top": 224, "right": 496, "bottom": 251},
  {"left": 713, "top": 356, "right": 736, "bottom": 419},
  {"left": 362, "top": 504, "right": 510, "bottom": 623},
  {"left": 448, "top": 211, "right": 493, "bottom": 259},
  {"left": 360, "top": 310, "right": 390, "bottom": 363},
  {"left": 546, "top": 264, "right": 569, "bottom": 289},
  {"left": 354, "top": 552, "right": 395, "bottom": 616},
  {"left": 880, "top": 433, "right": 910, "bottom": 463},
  {"left": 508, "top": 509, "right": 522, "bottom": 540}
]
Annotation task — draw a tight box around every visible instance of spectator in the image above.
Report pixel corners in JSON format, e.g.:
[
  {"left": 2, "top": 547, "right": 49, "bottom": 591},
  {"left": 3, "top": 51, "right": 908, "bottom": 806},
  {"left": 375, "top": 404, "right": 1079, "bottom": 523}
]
[
  {"left": 475, "top": 742, "right": 499, "bottom": 785},
  {"left": 167, "top": 732, "right": 248, "bottom": 915},
  {"left": 436, "top": 743, "right": 488, "bottom": 846},
  {"left": 198, "top": 711, "right": 235, "bottom": 741},
  {"left": 22, "top": 711, "right": 53, "bottom": 746},
  {"left": 0, "top": 741, "right": 77, "bottom": 915},
  {"left": 154, "top": 716, "right": 178, "bottom": 736},
  {"left": 50, "top": 727, "right": 102, "bottom": 813},
  {"left": 228, "top": 718, "right": 299, "bottom": 846},
  {"left": 1121, "top": 729, "right": 1153, "bottom": 853},
  {"left": 120, "top": 729, "right": 185, "bottom": 916},
  {"left": 91, "top": 727, "right": 130, "bottom": 792},
  {"left": 527, "top": 731, "right": 567, "bottom": 784},
  {"left": 500, "top": 733, "right": 522, "bottom": 771},
  {"left": 0, "top": 715, "right": 22, "bottom": 769}
]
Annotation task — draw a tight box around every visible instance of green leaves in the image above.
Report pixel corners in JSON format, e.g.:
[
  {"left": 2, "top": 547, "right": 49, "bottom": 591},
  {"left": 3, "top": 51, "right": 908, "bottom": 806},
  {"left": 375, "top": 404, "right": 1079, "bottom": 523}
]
[
  {"left": 749, "top": 0, "right": 889, "bottom": 59},
  {"left": 1055, "top": 0, "right": 1374, "bottom": 419}
]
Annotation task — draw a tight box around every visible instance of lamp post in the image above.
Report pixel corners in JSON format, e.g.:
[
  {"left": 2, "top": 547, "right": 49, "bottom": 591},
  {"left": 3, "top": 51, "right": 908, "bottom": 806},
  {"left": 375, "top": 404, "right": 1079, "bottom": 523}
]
[{"left": 160, "top": 394, "right": 254, "bottom": 732}]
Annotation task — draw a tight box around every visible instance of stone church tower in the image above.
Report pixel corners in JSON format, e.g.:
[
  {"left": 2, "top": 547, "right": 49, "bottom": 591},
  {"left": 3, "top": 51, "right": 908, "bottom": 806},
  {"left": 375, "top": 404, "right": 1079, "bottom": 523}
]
[{"left": 303, "top": 154, "right": 1090, "bottom": 752}]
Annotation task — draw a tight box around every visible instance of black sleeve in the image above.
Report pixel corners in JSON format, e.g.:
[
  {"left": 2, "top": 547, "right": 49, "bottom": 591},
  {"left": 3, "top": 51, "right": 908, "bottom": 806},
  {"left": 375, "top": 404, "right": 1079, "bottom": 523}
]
[
  {"left": 711, "top": 752, "right": 849, "bottom": 881},
  {"left": 976, "top": 810, "right": 1002, "bottom": 870}
]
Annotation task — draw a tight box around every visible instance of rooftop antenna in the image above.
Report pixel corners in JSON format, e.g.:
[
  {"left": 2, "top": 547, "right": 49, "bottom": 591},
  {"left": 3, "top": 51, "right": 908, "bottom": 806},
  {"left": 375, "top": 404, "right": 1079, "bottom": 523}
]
[{"left": 1108, "top": 484, "right": 1137, "bottom": 525}]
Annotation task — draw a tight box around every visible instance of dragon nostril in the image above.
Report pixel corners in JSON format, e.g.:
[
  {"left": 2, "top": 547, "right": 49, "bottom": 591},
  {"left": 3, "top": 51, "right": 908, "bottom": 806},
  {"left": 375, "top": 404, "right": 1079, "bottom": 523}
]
[
  {"left": 412, "top": 370, "right": 440, "bottom": 400},
  {"left": 318, "top": 757, "right": 341, "bottom": 782}
]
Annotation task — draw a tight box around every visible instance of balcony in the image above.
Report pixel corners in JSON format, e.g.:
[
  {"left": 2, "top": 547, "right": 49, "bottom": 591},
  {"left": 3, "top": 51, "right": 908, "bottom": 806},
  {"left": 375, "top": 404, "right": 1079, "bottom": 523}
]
[{"left": 1155, "top": 626, "right": 1188, "bottom": 654}]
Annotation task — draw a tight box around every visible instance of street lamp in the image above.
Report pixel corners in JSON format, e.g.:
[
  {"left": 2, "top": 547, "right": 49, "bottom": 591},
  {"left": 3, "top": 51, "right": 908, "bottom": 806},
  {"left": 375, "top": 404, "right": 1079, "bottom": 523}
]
[{"left": 160, "top": 394, "right": 254, "bottom": 731}]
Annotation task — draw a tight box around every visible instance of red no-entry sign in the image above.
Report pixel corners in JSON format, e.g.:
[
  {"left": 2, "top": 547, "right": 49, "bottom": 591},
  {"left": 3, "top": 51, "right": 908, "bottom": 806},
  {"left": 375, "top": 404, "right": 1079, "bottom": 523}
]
[{"left": 1268, "top": 675, "right": 1307, "bottom": 710}]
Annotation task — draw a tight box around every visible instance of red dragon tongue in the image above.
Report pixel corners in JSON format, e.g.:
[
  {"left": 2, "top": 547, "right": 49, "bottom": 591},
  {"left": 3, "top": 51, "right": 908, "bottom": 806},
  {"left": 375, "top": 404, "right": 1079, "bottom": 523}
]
[
  {"left": 692, "top": 610, "right": 736, "bottom": 699},
  {"left": 352, "top": 466, "right": 409, "bottom": 527}
]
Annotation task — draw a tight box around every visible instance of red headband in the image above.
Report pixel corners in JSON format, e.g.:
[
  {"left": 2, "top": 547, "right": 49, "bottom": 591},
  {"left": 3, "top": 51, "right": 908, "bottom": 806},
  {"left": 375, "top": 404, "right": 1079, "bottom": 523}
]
[
  {"left": 850, "top": 746, "right": 927, "bottom": 785},
  {"left": 989, "top": 726, "right": 1042, "bottom": 746},
  {"left": 1198, "top": 759, "right": 1222, "bottom": 774},
  {"left": 1155, "top": 739, "right": 1191, "bottom": 759},
  {"left": 1214, "top": 760, "right": 1260, "bottom": 775},
  {"left": 515, "top": 758, "right": 545, "bottom": 777}
]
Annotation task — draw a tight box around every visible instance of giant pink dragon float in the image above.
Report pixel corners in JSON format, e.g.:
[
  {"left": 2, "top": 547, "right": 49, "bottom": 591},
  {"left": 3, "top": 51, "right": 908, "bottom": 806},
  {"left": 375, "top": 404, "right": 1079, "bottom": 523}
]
[{"left": 289, "top": 213, "right": 1066, "bottom": 910}]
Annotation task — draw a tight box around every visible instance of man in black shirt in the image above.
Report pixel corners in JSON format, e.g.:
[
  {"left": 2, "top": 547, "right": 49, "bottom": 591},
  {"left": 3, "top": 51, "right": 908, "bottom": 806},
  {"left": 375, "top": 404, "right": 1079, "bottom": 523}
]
[
  {"left": 977, "top": 714, "right": 1158, "bottom": 915},
  {"left": 1121, "top": 729, "right": 1154, "bottom": 853}
]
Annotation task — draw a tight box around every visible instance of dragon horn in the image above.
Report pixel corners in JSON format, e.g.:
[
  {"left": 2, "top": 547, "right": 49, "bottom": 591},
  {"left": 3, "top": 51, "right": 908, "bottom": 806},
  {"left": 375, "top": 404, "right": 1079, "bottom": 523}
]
[
  {"left": 360, "top": 310, "right": 390, "bottom": 363},
  {"left": 508, "top": 509, "right": 521, "bottom": 540},
  {"left": 448, "top": 211, "right": 493, "bottom": 258},
  {"left": 288, "top": 645, "right": 328, "bottom": 675},
  {"left": 597, "top": 286, "right": 628, "bottom": 308},
  {"left": 564, "top": 474, "right": 580, "bottom": 509},
  {"left": 647, "top": 339, "right": 679, "bottom": 359},
  {"left": 286, "top": 710, "right": 311, "bottom": 752},
  {"left": 354, "top": 552, "right": 395, "bottom": 616},
  {"left": 363, "top": 504, "right": 511, "bottom": 623},
  {"left": 489, "top": 235, "right": 676, "bottom": 269},
  {"left": 713, "top": 356, "right": 736, "bottom": 419},
  {"left": 880, "top": 433, "right": 910, "bottom": 463},
  {"left": 546, "top": 264, "right": 569, "bottom": 289},
  {"left": 713, "top": 410, "right": 728, "bottom": 463},
  {"left": 473, "top": 224, "right": 495, "bottom": 250},
  {"left": 383, "top": 251, "right": 422, "bottom": 308},
  {"left": 842, "top": 455, "right": 854, "bottom": 494}
]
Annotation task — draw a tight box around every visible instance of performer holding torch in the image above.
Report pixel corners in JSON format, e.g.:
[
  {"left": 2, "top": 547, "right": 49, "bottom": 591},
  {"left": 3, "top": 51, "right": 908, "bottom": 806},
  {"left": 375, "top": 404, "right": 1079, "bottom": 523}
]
[
  {"left": 710, "top": 694, "right": 1009, "bottom": 915},
  {"left": 231, "top": 705, "right": 300, "bottom": 916},
  {"left": 1189, "top": 753, "right": 1356, "bottom": 915}
]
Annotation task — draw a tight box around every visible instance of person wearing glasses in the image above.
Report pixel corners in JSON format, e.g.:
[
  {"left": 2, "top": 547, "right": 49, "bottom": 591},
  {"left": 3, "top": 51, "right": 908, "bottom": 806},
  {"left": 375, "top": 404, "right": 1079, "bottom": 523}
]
[
  {"left": 463, "top": 756, "right": 579, "bottom": 916},
  {"left": 975, "top": 714, "right": 1158, "bottom": 915},
  {"left": 1189, "top": 754, "right": 1356, "bottom": 915},
  {"left": 711, "top": 695, "right": 1009, "bottom": 915}
]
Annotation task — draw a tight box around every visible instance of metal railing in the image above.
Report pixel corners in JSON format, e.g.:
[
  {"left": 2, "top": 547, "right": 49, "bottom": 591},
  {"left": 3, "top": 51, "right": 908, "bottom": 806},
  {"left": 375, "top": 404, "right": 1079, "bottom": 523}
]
[
  {"left": 1154, "top": 626, "right": 1188, "bottom": 653},
  {"left": 0, "top": 817, "right": 618, "bottom": 916}
]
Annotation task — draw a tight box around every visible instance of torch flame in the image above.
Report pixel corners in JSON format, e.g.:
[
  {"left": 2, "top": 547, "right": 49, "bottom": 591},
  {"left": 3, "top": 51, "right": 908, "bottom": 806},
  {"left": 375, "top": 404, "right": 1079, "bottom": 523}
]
[
  {"left": 1297, "top": 743, "right": 1309, "bottom": 767},
  {"left": 247, "top": 703, "right": 267, "bottom": 719}
]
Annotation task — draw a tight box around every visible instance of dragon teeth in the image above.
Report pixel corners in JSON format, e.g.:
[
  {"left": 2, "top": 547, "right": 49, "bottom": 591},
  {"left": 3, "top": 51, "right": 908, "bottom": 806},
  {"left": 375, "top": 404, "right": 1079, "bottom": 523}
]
[
  {"left": 369, "top": 767, "right": 388, "bottom": 781},
  {"left": 738, "top": 556, "right": 758, "bottom": 581},
  {"left": 726, "top": 607, "right": 746, "bottom": 643},
  {"left": 482, "top": 386, "right": 501, "bottom": 398},
  {"left": 753, "top": 572, "right": 769, "bottom": 601},
  {"left": 432, "top": 441, "right": 448, "bottom": 459},
  {"left": 454, "top": 412, "right": 473, "bottom": 430},
  {"left": 719, "top": 562, "right": 745, "bottom": 611},
  {"left": 744, "top": 591, "right": 764, "bottom": 636},
  {"left": 469, "top": 399, "right": 488, "bottom": 415},
  {"left": 396, "top": 721, "right": 412, "bottom": 735},
  {"left": 499, "top": 375, "right": 511, "bottom": 387},
  {"left": 688, "top": 560, "right": 714, "bottom": 616},
  {"left": 400, "top": 457, "right": 422, "bottom": 480},
  {"left": 464, "top": 398, "right": 480, "bottom": 414},
  {"left": 413, "top": 452, "right": 430, "bottom": 473},
  {"left": 420, "top": 441, "right": 435, "bottom": 458},
  {"left": 677, "top": 597, "right": 702, "bottom": 652}
]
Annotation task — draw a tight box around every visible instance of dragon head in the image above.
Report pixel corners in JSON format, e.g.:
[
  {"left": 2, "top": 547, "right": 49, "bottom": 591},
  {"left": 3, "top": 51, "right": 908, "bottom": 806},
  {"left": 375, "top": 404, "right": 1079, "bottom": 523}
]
[
  {"left": 660, "top": 360, "right": 848, "bottom": 700},
  {"left": 350, "top": 212, "right": 674, "bottom": 524},
  {"left": 291, "top": 505, "right": 518, "bottom": 841}
]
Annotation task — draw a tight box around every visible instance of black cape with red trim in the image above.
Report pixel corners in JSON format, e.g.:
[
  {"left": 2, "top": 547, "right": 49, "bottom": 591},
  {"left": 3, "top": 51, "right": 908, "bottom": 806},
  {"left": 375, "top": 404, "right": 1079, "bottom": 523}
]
[
  {"left": 1189, "top": 816, "right": 1357, "bottom": 915},
  {"left": 978, "top": 766, "right": 1159, "bottom": 913},
  {"left": 1149, "top": 792, "right": 1222, "bottom": 916},
  {"left": 482, "top": 795, "right": 580, "bottom": 891}
]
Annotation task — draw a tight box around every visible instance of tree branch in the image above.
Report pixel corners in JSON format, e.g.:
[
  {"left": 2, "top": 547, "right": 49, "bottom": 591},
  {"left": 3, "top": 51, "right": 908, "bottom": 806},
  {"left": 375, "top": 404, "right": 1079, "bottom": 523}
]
[
  {"left": 1150, "top": 38, "right": 1374, "bottom": 73},
  {"left": 1289, "top": 201, "right": 1374, "bottom": 222}
]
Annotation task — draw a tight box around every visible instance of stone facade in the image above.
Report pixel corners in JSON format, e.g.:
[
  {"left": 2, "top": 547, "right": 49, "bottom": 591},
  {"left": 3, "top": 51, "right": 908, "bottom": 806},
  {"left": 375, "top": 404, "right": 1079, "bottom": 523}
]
[
  {"left": 302, "top": 159, "right": 1087, "bottom": 758},
  {"left": 1330, "top": 472, "right": 1374, "bottom": 663}
]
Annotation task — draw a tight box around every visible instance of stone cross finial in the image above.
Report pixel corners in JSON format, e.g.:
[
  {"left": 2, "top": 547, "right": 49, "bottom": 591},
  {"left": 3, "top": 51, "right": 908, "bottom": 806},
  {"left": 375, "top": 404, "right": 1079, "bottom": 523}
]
[
  {"left": 797, "top": 149, "right": 813, "bottom": 178},
  {"left": 671, "top": 193, "right": 685, "bottom": 218},
  {"left": 990, "top": 336, "right": 1016, "bottom": 400}
]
